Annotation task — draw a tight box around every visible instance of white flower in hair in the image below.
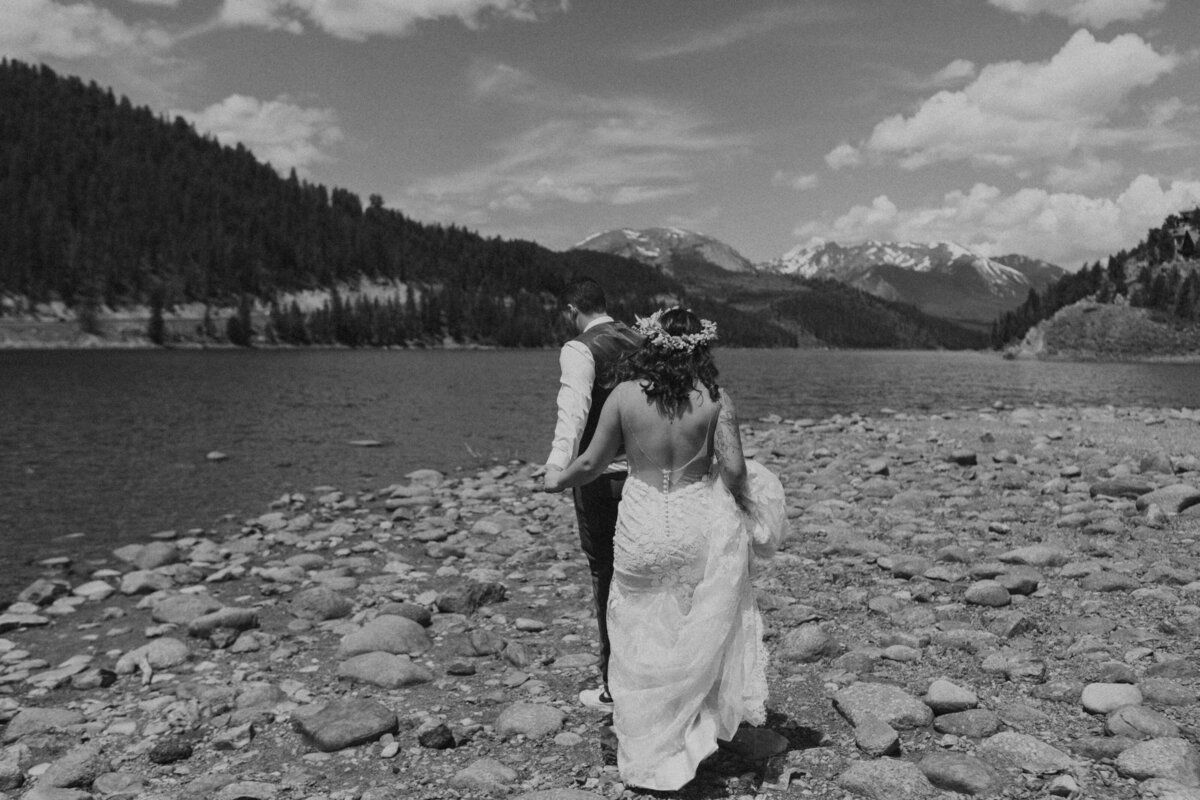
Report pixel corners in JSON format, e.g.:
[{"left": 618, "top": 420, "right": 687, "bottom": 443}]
[{"left": 634, "top": 307, "right": 718, "bottom": 352}]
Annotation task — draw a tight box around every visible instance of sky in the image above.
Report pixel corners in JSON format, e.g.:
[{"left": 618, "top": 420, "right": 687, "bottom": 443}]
[{"left": 3, "top": 0, "right": 1200, "bottom": 270}]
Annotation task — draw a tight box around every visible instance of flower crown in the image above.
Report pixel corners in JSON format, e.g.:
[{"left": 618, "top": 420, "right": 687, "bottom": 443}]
[{"left": 634, "top": 307, "right": 718, "bottom": 353}]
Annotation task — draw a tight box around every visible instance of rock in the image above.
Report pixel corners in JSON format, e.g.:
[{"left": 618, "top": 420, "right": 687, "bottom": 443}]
[
  {"left": 998, "top": 545, "right": 1069, "bottom": 567},
  {"left": 780, "top": 623, "right": 843, "bottom": 663},
  {"left": 436, "top": 582, "right": 508, "bottom": 614},
  {"left": 291, "top": 698, "right": 398, "bottom": 752},
  {"left": 1091, "top": 478, "right": 1155, "bottom": 499},
  {"left": 289, "top": 587, "right": 354, "bottom": 621},
  {"left": 337, "top": 614, "right": 432, "bottom": 657},
  {"left": 854, "top": 713, "right": 900, "bottom": 757},
  {"left": 1069, "top": 735, "right": 1137, "bottom": 761},
  {"left": 1137, "top": 485, "right": 1200, "bottom": 513},
  {"left": 0, "top": 613, "right": 50, "bottom": 633},
  {"left": 119, "top": 570, "right": 174, "bottom": 595},
  {"left": 1115, "top": 737, "right": 1200, "bottom": 786},
  {"left": 335, "top": 652, "right": 434, "bottom": 688},
  {"left": 92, "top": 772, "right": 147, "bottom": 798},
  {"left": 1081, "top": 682, "right": 1143, "bottom": 714},
  {"left": 924, "top": 679, "right": 977, "bottom": 713},
  {"left": 450, "top": 758, "right": 519, "bottom": 794},
  {"left": 1141, "top": 678, "right": 1199, "bottom": 706},
  {"left": 187, "top": 607, "right": 258, "bottom": 637},
  {"left": 1081, "top": 571, "right": 1140, "bottom": 592},
  {"left": 417, "top": 723, "right": 455, "bottom": 749},
  {"left": 1106, "top": 705, "right": 1181, "bottom": 740},
  {"left": 148, "top": 736, "right": 194, "bottom": 765},
  {"left": 0, "top": 744, "right": 26, "bottom": 791},
  {"left": 114, "top": 637, "right": 189, "bottom": 674},
  {"left": 932, "top": 709, "right": 1001, "bottom": 738},
  {"left": 513, "top": 791, "right": 605, "bottom": 800},
  {"left": 494, "top": 703, "right": 565, "bottom": 738},
  {"left": 150, "top": 593, "right": 223, "bottom": 625},
  {"left": 837, "top": 758, "right": 937, "bottom": 799},
  {"left": 1145, "top": 658, "right": 1200, "bottom": 680},
  {"left": 918, "top": 752, "right": 1003, "bottom": 796},
  {"left": 964, "top": 580, "right": 1011, "bottom": 607},
  {"left": 36, "top": 743, "right": 108, "bottom": 791},
  {"left": 833, "top": 682, "right": 933, "bottom": 730},
  {"left": 977, "top": 731, "right": 1073, "bottom": 774},
  {"left": 380, "top": 600, "right": 432, "bottom": 627},
  {"left": 1, "top": 707, "right": 85, "bottom": 743}
]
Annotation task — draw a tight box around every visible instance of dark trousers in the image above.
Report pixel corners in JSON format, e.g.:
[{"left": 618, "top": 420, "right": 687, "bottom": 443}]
[{"left": 572, "top": 471, "right": 625, "bottom": 688}]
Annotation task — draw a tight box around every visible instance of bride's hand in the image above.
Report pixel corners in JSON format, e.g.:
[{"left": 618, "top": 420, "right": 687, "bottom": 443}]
[{"left": 543, "top": 467, "right": 565, "bottom": 493}]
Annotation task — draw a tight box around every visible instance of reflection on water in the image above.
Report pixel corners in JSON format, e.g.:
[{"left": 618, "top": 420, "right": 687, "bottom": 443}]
[{"left": 2, "top": 348, "right": 1199, "bottom": 587}]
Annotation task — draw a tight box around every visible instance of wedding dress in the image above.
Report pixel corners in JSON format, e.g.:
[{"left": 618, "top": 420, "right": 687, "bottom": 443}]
[{"left": 606, "top": 401, "right": 784, "bottom": 791}]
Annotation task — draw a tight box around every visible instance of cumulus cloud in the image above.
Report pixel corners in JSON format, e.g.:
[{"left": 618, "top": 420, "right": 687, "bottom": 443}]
[
  {"left": 0, "top": 0, "right": 172, "bottom": 60},
  {"left": 215, "top": 0, "right": 560, "bottom": 40},
  {"left": 987, "top": 0, "right": 1167, "bottom": 28},
  {"left": 860, "top": 30, "right": 1179, "bottom": 171},
  {"left": 175, "top": 94, "right": 343, "bottom": 175},
  {"left": 771, "top": 170, "right": 819, "bottom": 191},
  {"left": 406, "top": 63, "right": 747, "bottom": 217},
  {"left": 795, "top": 175, "right": 1200, "bottom": 268},
  {"left": 825, "top": 143, "right": 862, "bottom": 170}
]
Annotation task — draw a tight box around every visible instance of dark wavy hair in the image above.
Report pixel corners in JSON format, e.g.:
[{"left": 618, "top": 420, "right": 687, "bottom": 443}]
[{"left": 617, "top": 307, "right": 721, "bottom": 418}]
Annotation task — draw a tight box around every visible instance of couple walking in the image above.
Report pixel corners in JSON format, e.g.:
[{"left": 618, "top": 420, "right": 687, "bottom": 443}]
[{"left": 542, "top": 278, "right": 785, "bottom": 791}]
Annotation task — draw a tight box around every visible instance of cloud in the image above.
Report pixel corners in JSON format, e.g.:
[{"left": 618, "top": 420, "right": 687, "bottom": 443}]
[
  {"left": 634, "top": 4, "right": 852, "bottom": 61},
  {"left": 795, "top": 175, "right": 1200, "bottom": 268},
  {"left": 0, "top": 0, "right": 172, "bottom": 60},
  {"left": 175, "top": 94, "right": 343, "bottom": 175},
  {"left": 771, "top": 170, "right": 819, "bottom": 191},
  {"left": 859, "top": 30, "right": 1180, "bottom": 171},
  {"left": 405, "top": 63, "right": 747, "bottom": 218},
  {"left": 215, "top": 0, "right": 560, "bottom": 41},
  {"left": 987, "top": 0, "right": 1167, "bottom": 28},
  {"left": 926, "top": 59, "right": 976, "bottom": 88},
  {"left": 825, "top": 142, "right": 862, "bottom": 170},
  {"left": 1045, "top": 156, "right": 1124, "bottom": 190}
]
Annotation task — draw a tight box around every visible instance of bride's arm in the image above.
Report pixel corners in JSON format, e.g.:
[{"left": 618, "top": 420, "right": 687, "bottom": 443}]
[
  {"left": 716, "top": 391, "right": 747, "bottom": 502},
  {"left": 544, "top": 385, "right": 624, "bottom": 492}
]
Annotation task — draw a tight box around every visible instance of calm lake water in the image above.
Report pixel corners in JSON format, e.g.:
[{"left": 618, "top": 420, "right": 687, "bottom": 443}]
[{"left": 3, "top": 348, "right": 1200, "bottom": 590}]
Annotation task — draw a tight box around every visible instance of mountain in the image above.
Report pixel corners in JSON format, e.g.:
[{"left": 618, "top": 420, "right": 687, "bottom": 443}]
[
  {"left": 573, "top": 228, "right": 755, "bottom": 275},
  {"left": 572, "top": 227, "right": 989, "bottom": 349},
  {"left": 758, "top": 240, "right": 1065, "bottom": 329}
]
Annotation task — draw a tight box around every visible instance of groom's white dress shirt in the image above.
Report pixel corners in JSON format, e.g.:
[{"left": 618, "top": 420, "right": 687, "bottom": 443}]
[{"left": 545, "top": 315, "right": 626, "bottom": 474}]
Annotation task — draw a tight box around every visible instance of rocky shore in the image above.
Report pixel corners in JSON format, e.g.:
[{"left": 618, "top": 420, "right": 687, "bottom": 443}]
[{"left": 3, "top": 404, "right": 1200, "bottom": 800}]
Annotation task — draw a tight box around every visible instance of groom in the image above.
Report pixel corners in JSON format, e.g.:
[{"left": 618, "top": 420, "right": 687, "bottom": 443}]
[{"left": 543, "top": 277, "right": 642, "bottom": 709}]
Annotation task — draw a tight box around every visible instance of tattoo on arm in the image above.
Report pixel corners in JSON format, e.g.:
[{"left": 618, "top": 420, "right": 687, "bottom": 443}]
[{"left": 714, "top": 393, "right": 743, "bottom": 467}]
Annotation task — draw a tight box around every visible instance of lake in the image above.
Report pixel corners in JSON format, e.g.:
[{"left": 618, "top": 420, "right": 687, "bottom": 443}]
[{"left": 3, "top": 348, "right": 1200, "bottom": 590}]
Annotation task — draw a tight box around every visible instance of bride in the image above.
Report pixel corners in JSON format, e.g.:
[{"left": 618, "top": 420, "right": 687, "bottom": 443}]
[{"left": 545, "top": 306, "right": 781, "bottom": 791}]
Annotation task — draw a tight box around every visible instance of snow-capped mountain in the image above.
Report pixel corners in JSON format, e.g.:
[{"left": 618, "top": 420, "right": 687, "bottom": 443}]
[
  {"left": 758, "top": 239, "right": 1064, "bottom": 327},
  {"left": 572, "top": 227, "right": 755, "bottom": 274}
]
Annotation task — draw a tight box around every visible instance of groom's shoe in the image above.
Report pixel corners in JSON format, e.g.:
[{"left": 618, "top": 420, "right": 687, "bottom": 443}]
[{"left": 579, "top": 687, "right": 613, "bottom": 710}]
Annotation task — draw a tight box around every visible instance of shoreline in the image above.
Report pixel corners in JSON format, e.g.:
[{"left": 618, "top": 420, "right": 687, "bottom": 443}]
[{"left": 2, "top": 403, "right": 1200, "bottom": 798}]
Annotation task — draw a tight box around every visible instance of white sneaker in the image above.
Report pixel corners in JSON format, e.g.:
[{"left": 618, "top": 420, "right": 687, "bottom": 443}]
[{"left": 578, "top": 687, "right": 613, "bottom": 710}]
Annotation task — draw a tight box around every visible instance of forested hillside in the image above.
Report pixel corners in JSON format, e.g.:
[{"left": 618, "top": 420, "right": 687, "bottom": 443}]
[
  {"left": 991, "top": 208, "right": 1200, "bottom": 348},
  {"left": 0, "top": 59, "right": 795, "bottom": 348}
]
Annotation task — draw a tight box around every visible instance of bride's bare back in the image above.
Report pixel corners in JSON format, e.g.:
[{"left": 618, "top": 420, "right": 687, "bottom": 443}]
[{"left": 615, "top": 380, "right": 747, "bottom": 497}]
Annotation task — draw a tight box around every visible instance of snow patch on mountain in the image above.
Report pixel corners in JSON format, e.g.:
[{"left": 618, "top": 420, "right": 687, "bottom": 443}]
[{"left": 572, "top": 227, "right": 755, "bottom": 273}]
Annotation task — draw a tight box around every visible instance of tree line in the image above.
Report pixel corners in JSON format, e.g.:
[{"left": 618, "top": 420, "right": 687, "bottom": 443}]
[
  {"left": 0, "top": 59, "right": 797, "bottom": 348},
  {"left": 990, "top": 209, "right": 1200, "bottom": 348}
]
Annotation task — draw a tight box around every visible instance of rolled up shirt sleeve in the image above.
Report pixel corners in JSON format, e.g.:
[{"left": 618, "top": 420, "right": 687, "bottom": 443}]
[{"left": 545, "top": 341, "right": 594, "bottom": 470}]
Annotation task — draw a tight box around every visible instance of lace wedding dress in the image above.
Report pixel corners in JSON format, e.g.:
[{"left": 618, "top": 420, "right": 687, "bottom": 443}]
[{"left": 607, "top": 420, "right": 783, "bottom": 790}]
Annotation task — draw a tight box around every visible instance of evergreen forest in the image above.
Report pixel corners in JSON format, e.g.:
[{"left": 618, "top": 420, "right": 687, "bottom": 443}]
[
  {"left": 0, "top": 59, "right": 799, "bottom": 348},
  {"left": 990, "top": 208, "right": 1200, "bottom": 348}
]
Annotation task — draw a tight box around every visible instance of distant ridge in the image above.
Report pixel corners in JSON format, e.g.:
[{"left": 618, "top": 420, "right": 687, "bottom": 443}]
[{"left": 573, "top": 227, "right": 755, "bottom": 274}]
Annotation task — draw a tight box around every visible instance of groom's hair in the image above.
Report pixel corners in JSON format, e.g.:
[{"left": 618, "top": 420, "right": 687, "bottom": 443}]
[{"left": 562, "top": 278, "right": 607, "bottom": 314}]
